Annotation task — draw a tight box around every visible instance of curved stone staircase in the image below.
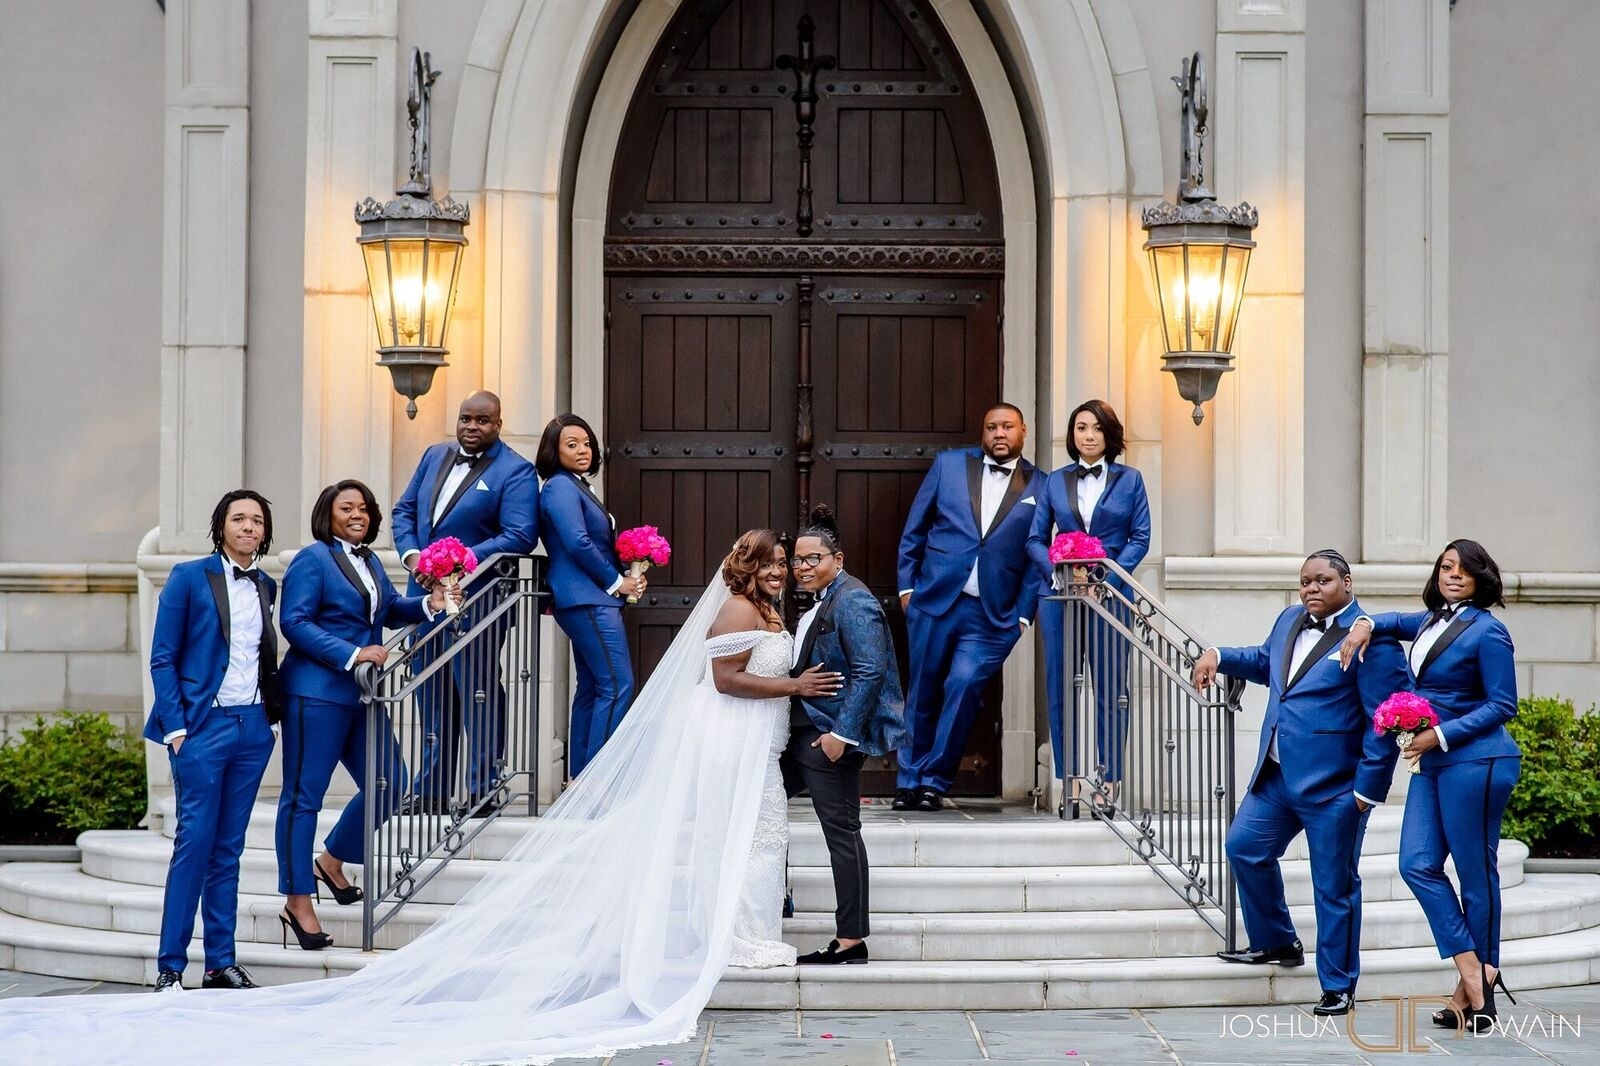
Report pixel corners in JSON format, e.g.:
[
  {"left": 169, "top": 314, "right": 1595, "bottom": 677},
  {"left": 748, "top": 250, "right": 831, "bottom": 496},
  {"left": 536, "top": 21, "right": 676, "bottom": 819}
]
[{"left": 1, "top": 800, "right": 1596, "bottom": 1008}]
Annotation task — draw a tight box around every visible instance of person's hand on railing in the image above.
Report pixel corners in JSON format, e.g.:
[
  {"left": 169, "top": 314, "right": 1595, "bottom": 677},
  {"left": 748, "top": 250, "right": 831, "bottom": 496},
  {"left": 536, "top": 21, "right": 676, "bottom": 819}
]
[
  {"left": 1338, "top": 617, "right": 1373, "bottom": 670},
  {"left": 354, "top": 644, "right": 389, "bottom": 668},
  {"left": 1191, "top": 648, "right": 1220, "bottom": 690}
]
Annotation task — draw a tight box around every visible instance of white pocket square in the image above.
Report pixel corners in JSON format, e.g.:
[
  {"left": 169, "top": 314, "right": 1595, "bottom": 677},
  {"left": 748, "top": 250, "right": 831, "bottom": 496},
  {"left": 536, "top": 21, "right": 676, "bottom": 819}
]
[
  {"left": 1021, "top": 496, "right": 1036, "bottom": 505},
  {"left": 475, "top": 479, "right": 490, "bottom": 491},
  {"left": 1325, "top": 650, "right": 1342, "bottom": 661}
]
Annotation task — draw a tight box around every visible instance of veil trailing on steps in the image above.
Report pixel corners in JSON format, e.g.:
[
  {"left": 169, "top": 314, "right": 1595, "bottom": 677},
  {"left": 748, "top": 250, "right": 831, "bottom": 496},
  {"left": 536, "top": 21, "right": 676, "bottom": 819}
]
[{"left": 0, "top": 578, "right": 778, "bottom": 1066}]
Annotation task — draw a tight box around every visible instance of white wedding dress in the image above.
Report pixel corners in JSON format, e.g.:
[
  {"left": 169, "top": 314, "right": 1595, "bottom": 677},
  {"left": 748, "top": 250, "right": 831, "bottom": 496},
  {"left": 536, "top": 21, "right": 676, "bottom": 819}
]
[{"left": 0, "top": 580, "right": 795, "bottom": 1065}]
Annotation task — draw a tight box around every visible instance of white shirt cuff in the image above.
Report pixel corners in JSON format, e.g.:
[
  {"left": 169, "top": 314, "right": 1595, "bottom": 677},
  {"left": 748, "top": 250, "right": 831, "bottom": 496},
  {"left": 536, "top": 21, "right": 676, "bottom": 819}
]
[
  {"left": 345, "top": 648, "right": 361, "bottom": 671},
  {"left": 401, "top": 549, "right": 420, "bottom": 568},
  {"left": 607, "top": 574, "right": 625, "bottom": 596},
  {"left": 1433, "top": 725, "right": 1449, "bottom": 752},
  {"left": 162, "top": 728, "right": 187, "bottom": 745},
  {"left": 271, "top": 723, "right": 280, "bottom": 737},
  {"left": 897, "top": 588, "right": 913, "bottom": 597},
  {"left": 1354, "top": 615, "right": 1374, "bottom": 628},
  {"left": 1354, "top": 791, "right": 1382, "bottom": 807},
  {"left": 829, "top": 732, "right": 859, "bottom": 746},
  {"left": 1019, "top": 617, "right": 1032, "bottom": 628},
  {"left": 422, "top": 599, "right": 440, "bottom": 622}
]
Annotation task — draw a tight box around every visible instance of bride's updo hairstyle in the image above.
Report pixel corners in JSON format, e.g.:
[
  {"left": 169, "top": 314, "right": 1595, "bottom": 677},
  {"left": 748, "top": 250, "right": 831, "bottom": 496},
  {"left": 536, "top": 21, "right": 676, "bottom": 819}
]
[
  {"left": 722, "top": 528, "right": 784, "bottom": 628},
  {"left": 798, "top": 503, "right": 841, "bottom": 555}
]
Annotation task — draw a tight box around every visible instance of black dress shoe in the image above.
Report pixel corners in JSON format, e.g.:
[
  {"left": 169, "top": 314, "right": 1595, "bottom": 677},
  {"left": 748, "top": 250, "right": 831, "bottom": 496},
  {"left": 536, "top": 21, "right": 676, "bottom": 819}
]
[
  {"left": 797, "top": 939, "right": 869, "bottom": 965},
  {"left": 1313, "top": 990, "right": 1354, "bottom": 1016},
  {"left": 1216, "top": 937, "right": 1305, "bottom": 967},
  {"left": 151, "top": 969, "right": 184, "bottom": 993},
  {"left": 890, "top": 788, "right": 915, "bottom": 812},
  {"left": 782, "top": 892, "right": 795, "bottom": 918},
  {"left": 202, "top": 965, "right": 258, "bottom": 990},
  {"left": 914, "top": 787, "right": 943, "bottom": 812}
]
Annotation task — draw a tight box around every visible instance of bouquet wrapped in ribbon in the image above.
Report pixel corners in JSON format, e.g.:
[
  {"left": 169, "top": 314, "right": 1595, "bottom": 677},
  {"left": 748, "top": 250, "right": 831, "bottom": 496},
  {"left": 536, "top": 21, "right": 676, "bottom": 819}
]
[
  {"left": 1372, "top": 691, "right": 1440, "bottom": 775},
  {"left": 1049, "top": 531, "right": 1106, "bottom": 595},
  {"left": 615, "top": 525, "right": 672, "bottom": 604},
  {"left": 415, "top": 536, "right": 477, "bottom": 616}
]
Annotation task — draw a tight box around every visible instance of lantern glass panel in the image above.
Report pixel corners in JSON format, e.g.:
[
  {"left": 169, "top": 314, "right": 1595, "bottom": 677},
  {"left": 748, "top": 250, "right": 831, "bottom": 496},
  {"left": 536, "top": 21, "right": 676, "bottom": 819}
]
[
  {"left": 1150, "top": 245, "right": 1188, "bottom": 354},
  {"left": 1181, "top": 243, "right": 1226, "bottom": 352},
  {"left": 1218, "top": 243, "right": 1252, "bottom": 352},
  {"left": 425, "top": 240, "right": 462, "bottom": 349},
  {"left": 362, "top": 242, "right": 398, "bottom": 349},
  {"left": 382, "top": 239, "right": 433, "bottom": 348}
]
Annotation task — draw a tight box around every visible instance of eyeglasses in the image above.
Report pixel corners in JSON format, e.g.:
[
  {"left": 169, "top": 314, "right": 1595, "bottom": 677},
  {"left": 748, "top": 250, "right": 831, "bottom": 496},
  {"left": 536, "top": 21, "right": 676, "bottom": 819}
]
[{"left": 789, "top": 553, "right": 833, "bottom": 569}]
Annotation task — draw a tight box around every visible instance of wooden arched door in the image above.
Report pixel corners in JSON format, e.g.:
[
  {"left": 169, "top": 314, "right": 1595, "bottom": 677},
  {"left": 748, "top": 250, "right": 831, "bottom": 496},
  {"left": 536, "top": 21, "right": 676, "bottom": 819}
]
[{"left": 604, "top": 0, "right": 1006, "bottom": 794}]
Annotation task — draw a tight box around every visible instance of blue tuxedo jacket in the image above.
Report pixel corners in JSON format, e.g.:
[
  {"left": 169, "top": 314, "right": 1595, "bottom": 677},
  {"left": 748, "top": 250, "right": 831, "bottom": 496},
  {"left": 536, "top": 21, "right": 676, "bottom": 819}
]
[
  {"left": 145, "top": 554, "right": 280, "bottom": 744},
  {"left": 540, "top": 472, "right": 625, "bottom": 610},
  {"left": 792, "top": 574, "right": 906, "bottom": 757},
  {"left": 1220, "top": 599, "right": 1411, "bottom": 804},
  {"left": 391, "top": 438, "right": 540, "bottom": 595},
  {"left": 1370, "top": 607, "right": 1521, "bottom": 765},
  {"left": 278, "top": 541, "right": 428, "bottom": 704},
  {"left": 897, "top": 448, "right": 1045, "bottom": 627},
  {"left": 1027, "top": 461, "right": 1151, "bottom": 590}
]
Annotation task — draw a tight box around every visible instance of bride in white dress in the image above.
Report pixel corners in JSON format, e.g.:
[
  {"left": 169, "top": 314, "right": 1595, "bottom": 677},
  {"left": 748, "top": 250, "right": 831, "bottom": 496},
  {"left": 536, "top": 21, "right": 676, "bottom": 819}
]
[{"left": 0, "top": 530, "right": 841, "bottom": 1065}]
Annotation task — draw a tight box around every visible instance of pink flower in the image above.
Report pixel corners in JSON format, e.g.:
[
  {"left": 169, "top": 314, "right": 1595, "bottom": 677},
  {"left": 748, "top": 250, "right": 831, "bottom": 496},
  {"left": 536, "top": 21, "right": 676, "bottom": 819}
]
[
  {"left": 617, "top": 525, "right": 672, "bottom": 566},
  {"left": 1372, "top": 692, "right": 1438, "bottom": 735},
  {"left": 1049, "top": 531, "right": 1106, "bottom": 564},
  {"left": 414, "top": 536, "right": 478, "bottom": 581}
]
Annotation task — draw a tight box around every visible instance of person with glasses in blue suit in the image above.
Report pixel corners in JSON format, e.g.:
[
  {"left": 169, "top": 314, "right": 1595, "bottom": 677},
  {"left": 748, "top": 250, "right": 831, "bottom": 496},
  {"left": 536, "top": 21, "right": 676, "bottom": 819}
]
[
  {"left": 536, "top": 414, "right": 648, "bottom": 779},
  {"left": 1340, "top": 539, "right": 1522, "bottom": 1032}
]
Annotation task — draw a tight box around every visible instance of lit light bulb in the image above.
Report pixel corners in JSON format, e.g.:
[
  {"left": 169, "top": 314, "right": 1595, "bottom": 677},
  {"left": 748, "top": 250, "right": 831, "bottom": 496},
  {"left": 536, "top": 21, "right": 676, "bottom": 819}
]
[{"left": 391, "top": 276, "right": 441, "bottom": 345}]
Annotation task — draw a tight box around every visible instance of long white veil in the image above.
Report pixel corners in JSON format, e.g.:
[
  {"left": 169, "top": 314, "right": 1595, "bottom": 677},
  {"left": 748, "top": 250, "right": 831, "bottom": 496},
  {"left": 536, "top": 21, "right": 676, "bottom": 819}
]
[{"left": 0, "top": 578, "right": 775, "bottom": 1066}]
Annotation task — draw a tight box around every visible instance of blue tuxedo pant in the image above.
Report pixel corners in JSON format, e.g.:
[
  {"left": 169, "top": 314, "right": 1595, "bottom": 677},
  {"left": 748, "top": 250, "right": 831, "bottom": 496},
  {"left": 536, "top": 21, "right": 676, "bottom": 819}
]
[
  {"left": 555, "top": 604, "right": 634, "bottom": 777},
  {"left": 275, "top": 696, "right": 407, "bottom": 896},
  {"left": 159, "top": 704, "right": 274, "bottom": 974},
  {"left": 408, "top": 610, "right": 511, "bottom": 801},
  {"left": 1400, "top": 755, "right": 1521, "bottom": 963},
  {"left": 1039, "top": 596, "right": 1131, "bottom": 782},
  {"left": 897, "top": 594, "right": 1019, "bottom": 792},
  {"left": 1226, "top": 758, "right": 1371, "bottom": 993}
]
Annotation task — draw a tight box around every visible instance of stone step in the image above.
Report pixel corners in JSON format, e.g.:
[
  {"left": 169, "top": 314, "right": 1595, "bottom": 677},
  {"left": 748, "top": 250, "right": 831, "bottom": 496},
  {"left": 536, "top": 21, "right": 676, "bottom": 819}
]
[
  {"left": 156, "top": 799, "right": 1409, "bottom": 867},
  {"left": 0, "top": 905, "right": 1594, "bottom": 1009},
  {"left": 2, "top": 862, "right": 1595, "bottom": 960},
  {"left": 77, "top": 829, "right": 1512, "bottom": 911}
]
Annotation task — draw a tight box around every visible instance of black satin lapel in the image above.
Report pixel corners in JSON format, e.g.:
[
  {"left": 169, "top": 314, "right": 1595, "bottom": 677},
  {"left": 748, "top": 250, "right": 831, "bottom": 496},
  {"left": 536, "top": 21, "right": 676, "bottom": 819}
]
[
  {"left": 255, "top": 577, "right": 276, "bottom": 658},
  {"left": 984, "top": 463, "right": 1029, "bottom": 540},
  {"left": 436, "top": 452, "right": 496, "bottom": 527},
  {"left": 206, "top": 567, "right": 230, "bottom": 647},
  {"left": 1418, "top": 610, "right": 1475, "bottom": 678},
  {"left": 426, "top": 450, "right": 456, "bottom": 528},
  {"left": 331, "top": 547, "right": 373, "bottom": 621},
  {"left": 1064, "top": 467, "right": 1087, "bottom": 533},
  {"left": 965, "top": 454, "right": 983, "bottom": 533},
  {"left": 1286, "top": 622, "right": 1348, "bottom": 692}
]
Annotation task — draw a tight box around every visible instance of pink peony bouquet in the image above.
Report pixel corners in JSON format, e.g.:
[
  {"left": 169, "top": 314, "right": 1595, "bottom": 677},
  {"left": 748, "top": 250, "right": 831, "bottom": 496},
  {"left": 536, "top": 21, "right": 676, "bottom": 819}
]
[
  {"left": 415, "top": 536, "right": 477, "bottom": 616},
  {"left": 1049, "top": 531, "right": 1106, "bottom": 564},
  {"left": 616, "top": 525, "right": 672, "bottom": 604},
  {"left": 1372, "top": 691, "right": 1440, "bottom": 775}
]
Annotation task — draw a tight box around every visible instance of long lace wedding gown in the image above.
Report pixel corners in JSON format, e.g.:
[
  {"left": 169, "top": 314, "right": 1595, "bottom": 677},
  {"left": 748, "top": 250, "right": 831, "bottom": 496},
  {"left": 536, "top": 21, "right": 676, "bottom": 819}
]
[{"left": 0, "top": 580, "right": 795, "bottom": 1065}]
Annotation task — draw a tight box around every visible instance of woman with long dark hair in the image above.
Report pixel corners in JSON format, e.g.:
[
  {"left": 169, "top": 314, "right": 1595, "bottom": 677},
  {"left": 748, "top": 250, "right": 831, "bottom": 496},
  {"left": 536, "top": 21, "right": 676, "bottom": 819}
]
[{"left": 1342, "top": 539, "right": 1522, "bottom": 1031}]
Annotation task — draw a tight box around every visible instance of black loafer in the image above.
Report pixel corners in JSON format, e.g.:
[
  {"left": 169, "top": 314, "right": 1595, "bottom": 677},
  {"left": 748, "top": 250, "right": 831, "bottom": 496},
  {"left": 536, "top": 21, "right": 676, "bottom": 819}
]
[
  {"left": 797, "top": 939, "right": 869, "bottom": 965},
  {"left": 1313, "top": 990, "right": 1354, "bottom": 1016},
  {"left": 890, "top": 788, "right": 915, "bottom": 812},
  {"left": 914, "top": 787, "right": 943, "bottom": 812},
  {"left": 1216, "top": 937, "right": 1305, "bottom": 967},
  {"left": 152, "top": 969, "right": 184, "bottom": 993},
  {"left": 202, "top": 965, "right": 258, "bottom": 990}
]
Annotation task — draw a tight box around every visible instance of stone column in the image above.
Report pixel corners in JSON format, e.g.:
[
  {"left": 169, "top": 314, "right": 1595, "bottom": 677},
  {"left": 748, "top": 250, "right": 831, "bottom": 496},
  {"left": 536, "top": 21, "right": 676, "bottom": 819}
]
[{"left": 1361, "top": 0, "right": 1449, "bottom": 561}]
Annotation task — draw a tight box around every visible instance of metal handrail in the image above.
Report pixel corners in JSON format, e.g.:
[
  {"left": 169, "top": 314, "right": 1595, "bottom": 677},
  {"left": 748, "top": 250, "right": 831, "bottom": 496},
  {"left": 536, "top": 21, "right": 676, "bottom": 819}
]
[
  {"left": 355, "top": 552, "right": 548, "bottom": 949},
  {"left": 1050, "top": 557, "right": 1245, "bottom": 949}
]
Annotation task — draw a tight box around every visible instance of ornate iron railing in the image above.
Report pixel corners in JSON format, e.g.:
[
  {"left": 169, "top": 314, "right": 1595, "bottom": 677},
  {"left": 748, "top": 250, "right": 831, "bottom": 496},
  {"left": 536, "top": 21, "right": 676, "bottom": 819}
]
[
  {"left": 1049, "top": 558, "right": 1245, "bottom": 948},
  {"left": 355, "top": 553, "right": 548, "bottom": 950}
]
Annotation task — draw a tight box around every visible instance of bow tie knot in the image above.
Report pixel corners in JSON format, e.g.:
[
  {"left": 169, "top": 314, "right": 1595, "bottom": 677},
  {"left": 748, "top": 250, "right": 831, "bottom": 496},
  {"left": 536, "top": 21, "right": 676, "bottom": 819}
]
[
  {"left": 350, "top": 545, "right": 373, "bottom": 561},
  {"left": 1304, "top": 617, "right": 1327, "bottom": 633},
  {"left": 230, "top": 566, "right": 254, "bottom": 582},
  {"left": 1428, "top": 605, "right": 1459, "bottom": 629},
  {"left": 985, "top": 461, "right": 1010, "bottom": 477},
  {"left": 453, "top": 452, "right": 478, "bottom": 467},
  {"left": 1080, "top": 464, "right": 1104, "bottom": 479}
]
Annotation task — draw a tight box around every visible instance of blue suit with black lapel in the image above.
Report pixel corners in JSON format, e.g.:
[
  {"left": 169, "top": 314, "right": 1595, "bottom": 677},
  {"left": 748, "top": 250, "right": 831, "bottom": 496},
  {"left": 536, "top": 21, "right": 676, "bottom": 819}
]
[
  {"left": 1218, "top": 597, "right": 1411, "bottom": 994},
  {"left": 540, "top": 470, "right": 634, "bottom": 776},
  {"left": 1026, "top": 460, "right": 1151, "bottom": 782},
  {"left": 392, "top": 438, "right": 539, "bottom": 801},
  {"left": 275, "top": 540, "right": 429, "bottom": 896},
  {"left": 1371, "top": 606, "right": 1521, "bottom": 966},
  {"left": 895, "top": 447, "right": 1044, "bottom": 792},
  {"left": 146, "top": 552, "right": 279, "bottom": 978}
]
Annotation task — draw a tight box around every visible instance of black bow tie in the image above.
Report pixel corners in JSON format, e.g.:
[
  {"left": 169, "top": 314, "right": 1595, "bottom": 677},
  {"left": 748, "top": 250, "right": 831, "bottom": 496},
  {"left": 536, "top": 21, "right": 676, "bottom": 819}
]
[
  {"left": 985, "top": 462, "right": 1010, "bottom": 476},
  {"left": 453, "top": 452, "right": 478, "bottom": 467},
  {"left": 1080, "top": 465, "right": 1104, "bottom": 479},
  {"left": 1429, "top": 605, "right": 1459, "bottom": 628},
  {"left": 1304, "top": 616, "right": 1327, "bottom": 633},
  {"left": 350, "top": 545, "right": 372, "bottom": 561},
  {"left": 230, "top": 566, "right": 254, "bottom": 582}
]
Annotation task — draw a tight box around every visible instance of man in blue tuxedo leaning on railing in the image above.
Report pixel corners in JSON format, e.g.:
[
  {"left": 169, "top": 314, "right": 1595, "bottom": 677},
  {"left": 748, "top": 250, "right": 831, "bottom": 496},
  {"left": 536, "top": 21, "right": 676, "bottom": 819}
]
[
  {"left": 1192, "top": 548, "right": 1410, "bottom": 1018},
  {"left": 145, "top": 489, "right": 283, "bottom": 993},
  {"left": 392, "top": 391, "right": 539, "bottom": 815}
]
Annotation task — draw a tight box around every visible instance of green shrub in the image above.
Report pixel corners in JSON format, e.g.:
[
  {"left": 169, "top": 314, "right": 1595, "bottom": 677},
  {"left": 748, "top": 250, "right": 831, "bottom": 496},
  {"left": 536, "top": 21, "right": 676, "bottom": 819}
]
[
  {"left": 0, "top": 712, "right": 146, "bottom": 844},
  {"left": 1502, "top": 696, "right": 1600, "bottom": 855}
]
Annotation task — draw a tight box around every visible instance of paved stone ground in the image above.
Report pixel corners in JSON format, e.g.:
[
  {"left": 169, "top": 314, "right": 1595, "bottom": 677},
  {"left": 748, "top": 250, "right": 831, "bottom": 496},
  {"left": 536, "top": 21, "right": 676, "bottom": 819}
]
[{"left": 2, "top": 970, "right": 1593, "bottom": 1063}]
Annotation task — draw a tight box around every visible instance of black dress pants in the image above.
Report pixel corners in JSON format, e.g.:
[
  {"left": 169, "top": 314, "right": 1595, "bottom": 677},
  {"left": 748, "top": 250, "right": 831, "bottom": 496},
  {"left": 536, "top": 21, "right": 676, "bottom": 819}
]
[{"left": 782, "top": 708, "right": 870, "bottom": 939}]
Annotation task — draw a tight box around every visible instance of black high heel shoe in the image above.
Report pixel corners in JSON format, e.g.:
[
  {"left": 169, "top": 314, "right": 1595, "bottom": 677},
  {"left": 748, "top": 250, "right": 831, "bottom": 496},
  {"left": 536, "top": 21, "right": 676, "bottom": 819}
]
[
  {"left": 279, "top": 908, "right": 333, "bottom": 951},
  {"left": 313, "top": 859, "right": 363, "bottom": 906},
  {"left": 1460, "top": 964, "right": 1511, "bottom": 1034}
]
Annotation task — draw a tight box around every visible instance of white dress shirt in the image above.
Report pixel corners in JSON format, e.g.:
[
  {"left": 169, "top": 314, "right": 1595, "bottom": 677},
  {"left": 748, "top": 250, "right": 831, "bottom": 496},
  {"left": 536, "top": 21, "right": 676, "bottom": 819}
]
[
  {"left": 1408, "top": 602, "right": 1466, "bottom": 751},
  {"left": 164, "top": 555, "right": 264, "bottom": 744},
  {"left": 1075, "top": 460, "right": 1109, "bottom": 530},
  {"left": 792, "top": 575, "right": 857, "bottom": 746},
  {"left": 960, "top": 455, "right": 1019, "bottom": 598}
]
